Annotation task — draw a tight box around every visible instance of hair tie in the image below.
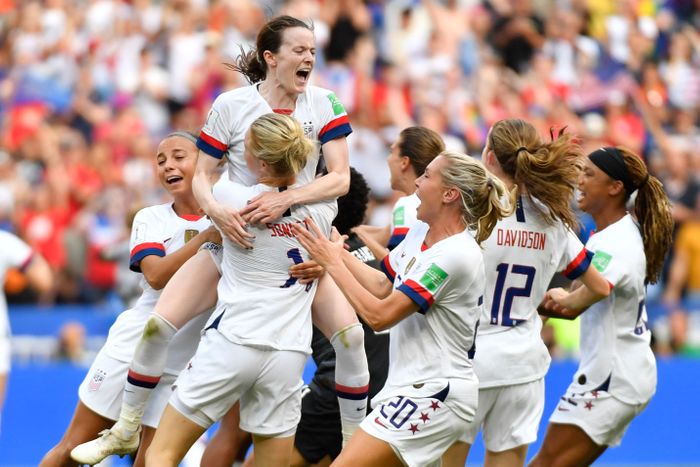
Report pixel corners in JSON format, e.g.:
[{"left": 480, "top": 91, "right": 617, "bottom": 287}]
[
  {"left": 639, "top": 173, "right": 650, "bottom": 189},
  {"left": 486, "top": 178, "right": 494, "bottom": 191},
  {"left": 516, "top": 147, "right": 528, "bottom": 155}
]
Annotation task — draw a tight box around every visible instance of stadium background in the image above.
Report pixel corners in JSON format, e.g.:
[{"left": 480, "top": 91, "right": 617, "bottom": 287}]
[{"left": 1, "top": 0, "right": 700, "bottom": 464}]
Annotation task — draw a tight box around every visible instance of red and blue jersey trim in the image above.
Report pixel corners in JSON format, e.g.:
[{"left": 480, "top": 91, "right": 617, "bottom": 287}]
[
  {"left": 398, "top": 279, "right": 434, "bottom": 314},
  {"left": 387, "top": 227, "right": 409, "bottom": 250},
  {"left": 319, "top": 116, "right": 352, "bottom": 144},
  {"left": 130, "top": 242, "right": 166, "bottom": 272},
  {"left": 380, "top": 255, "right": 396, "bottom": 282},
  {"left": 196, "top": 131, "right": 228, "bottom": 159},
  {"left": 563, "top": 248, "right": 593, "bottom": 280}
]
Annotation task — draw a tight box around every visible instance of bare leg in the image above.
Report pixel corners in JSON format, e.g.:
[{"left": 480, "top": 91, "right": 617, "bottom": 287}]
[
  {"left": 251, "top": 434, "right": 295, "bottom": 467},
  {"left": 529, "top": 423, "right": 607, "bottom": 467},
  {"left": 133, "top": 426, "right": 155, "bottom": 467},
  {"left": 40, "top": 402, "right": 114, "bottom": 466},
  {"left": 442, "top": 441, "right": 472, "bottom": 467},
  {"left": 485, "top": 445, "right": 528, "bottom": 467},
  {"left": 145, "top": 404, "right": 206, "bottom": 467},
  {"left": 201, "top": 402, "right": 252, "bottom": 467},
  {"left": 70, "top": 251, "right": 221, "bottom": 463},
  {"left": 330, "top": 428, "right": 404, "bottom": 467}
]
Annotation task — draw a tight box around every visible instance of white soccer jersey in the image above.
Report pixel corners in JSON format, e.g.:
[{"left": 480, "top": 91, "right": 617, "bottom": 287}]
[
  {"left": 474, "top": 196, "right": 593, "bottom": 387},
  {"left": 377, "top": 221, "right": 483, "bottom": 421},
  {"left": 388, "top": 193, "right": 420, "bottom": 250},
  {"left": 196, "top": 84, "right": 352, "bottom": 187},
  {"left": 572, "top": 214, "right": 656, "bottom": 405},
  {"left": 102, "top": 204, "right": 212, "bottom": 373},
  {"left": 0, "top": 230, "right": 33, "bottom": 344},
  {"left": 211, "top": 180, "right": 337, "bottom": 354}
]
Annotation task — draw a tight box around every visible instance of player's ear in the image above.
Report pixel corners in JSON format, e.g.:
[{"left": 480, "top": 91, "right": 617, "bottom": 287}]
[{"left": 262, "top": 50, "right": 276, "bottom": 68}]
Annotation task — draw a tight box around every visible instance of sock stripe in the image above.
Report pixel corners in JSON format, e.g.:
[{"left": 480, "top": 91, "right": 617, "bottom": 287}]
[
  {"left": 336, "top": 383, "right": 370, "bottom": 400},
  {"left": 127, "top": 369, "right": 161, "bottom": 389}
]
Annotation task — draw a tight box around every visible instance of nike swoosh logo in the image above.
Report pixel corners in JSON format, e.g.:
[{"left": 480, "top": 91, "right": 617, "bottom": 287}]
[
  {"left": 374, "top": 417, "right": 388, "bottom": 428},
  {"left": 357, "top": 406, "right": 366, "bottom": 411}
]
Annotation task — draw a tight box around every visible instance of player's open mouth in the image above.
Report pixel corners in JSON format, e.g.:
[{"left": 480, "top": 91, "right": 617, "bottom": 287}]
[
  {"left": 166, "top": 175, "right": 183, "bottom": 185},
  {"left": 296, "top": 69, "right": 311, "bottom": 81}
]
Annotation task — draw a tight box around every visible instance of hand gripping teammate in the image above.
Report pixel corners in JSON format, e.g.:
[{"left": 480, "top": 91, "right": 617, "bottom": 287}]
[
  {"left": 294, "top": 151, "right": 513, "bottom": 467},
  {"left": 71, "top": 15, "right": 369, "bottom": 463},
  {"left": 530, "top": 146, "right": 673, "bottom": 466},
  {"left": 352, "top": 126, "right": 445, "bottom": 260},
  {"left": 43, "top": 132, "right": 220, "bottom": 466},
  {"left": 145, "top": 113, "right": 337, "bottom": 466},
  {"left": 442, "top": 119, "right": 611, "bottom": 467}
]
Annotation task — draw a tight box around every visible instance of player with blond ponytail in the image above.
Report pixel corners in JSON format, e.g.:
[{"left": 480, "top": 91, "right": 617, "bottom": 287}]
[
  {"left": 293, "top": 151, "right": 512, "bottom": 467},
  {"left": 444, "top": 119, "right": 611, "bottom": 467}
]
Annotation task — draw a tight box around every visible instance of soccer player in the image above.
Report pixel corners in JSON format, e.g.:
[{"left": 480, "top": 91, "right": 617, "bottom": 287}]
[
  {"left": 43, "top": 132, "right": 219, "bottom": 467},
  {"left": 353, "top": 126, "right": 445, "bottom": 260},
  {"left": 145, "top": 113, "right": 336, "bottom": 466},
  {"left": 442, "top": 120, "right": 611, "bottom": 467},
  {"left": 73, "top": 15, "right": 369, "bottom": 463},
  {"left": 530, "top": 147, "right": 673, "bottom": 466},
  {"left": 0, "top": 231, "right": 52, "bottom": 432},
  {"left": 294, "top": 151, "right": 513, "bottom": 467}
]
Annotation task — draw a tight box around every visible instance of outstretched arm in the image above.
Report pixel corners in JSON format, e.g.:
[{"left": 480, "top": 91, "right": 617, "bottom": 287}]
[{"left": 293, "top": 220, "right": 417, "bottom": 332}]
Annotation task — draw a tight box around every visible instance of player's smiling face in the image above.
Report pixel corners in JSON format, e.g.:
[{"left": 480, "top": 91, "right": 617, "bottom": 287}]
[
  {"left": 156, "top": 136, "right": 197, "bottom": 196},
  {"left": 266, "top": 26, "right": 315, "bottom": 95},
  {"left": 577, "top": 157, "right": 615, "bottom": 215},
  {"left": 414, "top": 156, "right": 447, "bottom": 223}
]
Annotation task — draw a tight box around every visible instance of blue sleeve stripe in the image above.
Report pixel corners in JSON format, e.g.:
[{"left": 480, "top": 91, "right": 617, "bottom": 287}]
[
  {"left": 564, "top": 249, "right": 594, "bottom": 280},
  {"left": 387, "top": 234, "right": 406, "bottom": 250},
  {"left": 397, "top": 283, "right": 431, "bottom": 314},
  {"left": 129, "top": 248, "right": 166, "bottom": 272},
  {"left": 319, "top": 124, "right": 352, "bottom": 145},
  {"left": 380, "top": 256, "right": 396, "bottom": 282},
  {"left": 196, "top": 139, "right": 226, "bottom": 159}
]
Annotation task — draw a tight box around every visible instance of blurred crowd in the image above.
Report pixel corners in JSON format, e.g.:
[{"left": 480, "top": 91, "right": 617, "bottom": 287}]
[{"left": 2, "top": 0, "right": 700, "bottom": 356}]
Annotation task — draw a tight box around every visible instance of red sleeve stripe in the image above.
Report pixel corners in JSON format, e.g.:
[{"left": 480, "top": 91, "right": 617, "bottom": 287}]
[
  {"left": 380, "top": 255, "right": 396, "bottom": 282},
  {"left": 398, "top": 279, "right": 434, "bottom": 313},
  {"left": 563, "top": 248, "right": 593, "bottom": 280},
  {"left": 130, "top": 242, "right": 165, "bottom": 257},
  {"left": 198, "top": 131, "right": 227, "bottom": 151},
  {"left": 319, "top": 115, "right": 350, "bottom": 138}
]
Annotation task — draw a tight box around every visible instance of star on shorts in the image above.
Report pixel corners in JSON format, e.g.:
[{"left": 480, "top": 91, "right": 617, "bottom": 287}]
[
  {"left": 409, "top": 423, "right": 419, "bottom": 434},
  {"left": 430, "top": 401, "right": 440, "bottom": 411},
  {"left": 419, "top": 412, "right": 430, "bottom": 423}
]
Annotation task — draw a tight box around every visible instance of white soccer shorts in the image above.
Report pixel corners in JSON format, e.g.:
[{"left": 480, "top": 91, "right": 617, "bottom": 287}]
[{"left": 170, "top": 328, "right": 306, "bottom": 437}]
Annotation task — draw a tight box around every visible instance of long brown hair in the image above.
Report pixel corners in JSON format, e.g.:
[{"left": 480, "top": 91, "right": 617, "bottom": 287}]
[
  {"left": 488, "top": 119, "right": 581, "bottom": 228},
  {"left": 618, "top": 148, "right": 674, "bottom": 284},
  {"left": 229, "top": 16, "right": 313, "bottom": 83}
]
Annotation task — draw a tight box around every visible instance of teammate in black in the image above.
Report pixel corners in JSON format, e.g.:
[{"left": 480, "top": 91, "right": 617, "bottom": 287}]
[{"left": 291, "top": 167, "right": 389, "bottom": 467}]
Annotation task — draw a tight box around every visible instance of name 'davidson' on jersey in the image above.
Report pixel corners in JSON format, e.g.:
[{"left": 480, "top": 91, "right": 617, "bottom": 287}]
[{"left": 496, "top": 228, "right": 546, "bottom": 250}]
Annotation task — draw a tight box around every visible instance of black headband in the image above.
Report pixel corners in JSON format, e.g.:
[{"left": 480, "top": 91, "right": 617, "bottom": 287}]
[{"left": 588, "top": 147, "right": 638, "bottom": 196}]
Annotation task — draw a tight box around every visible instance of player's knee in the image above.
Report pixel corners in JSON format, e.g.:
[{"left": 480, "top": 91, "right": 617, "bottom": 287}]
[
  {"left": 142, "top": 313, "right": 177, "bottom": 340},
  {"left": 329, "top": 323, "right": 364, "bottom": 352}
]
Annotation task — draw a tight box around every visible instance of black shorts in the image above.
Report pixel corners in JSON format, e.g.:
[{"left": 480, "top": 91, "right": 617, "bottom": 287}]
[{"left": 294, "top": 388, "right": 342, "bottom": 463}]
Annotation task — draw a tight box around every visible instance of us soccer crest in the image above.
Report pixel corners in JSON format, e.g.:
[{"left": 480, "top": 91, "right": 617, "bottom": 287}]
[
  {"left": 184, "top": 229, "right": 199, "bottom": 243},
  {"left": 88, "top": 368, "right": 107, "bottom": 391},
  {"left": 302, "top": 121, "right": 314, "bottom": 138}
]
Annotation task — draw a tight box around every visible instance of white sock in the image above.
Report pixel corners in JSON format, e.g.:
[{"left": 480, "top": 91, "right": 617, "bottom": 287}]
[
  {"left": 116, "top": 313, "right": 177, "bottom": 438},
  {"left": 330, "top": 323, "right": 369, "bottom": 445}
]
